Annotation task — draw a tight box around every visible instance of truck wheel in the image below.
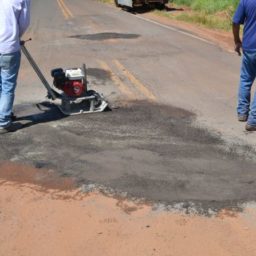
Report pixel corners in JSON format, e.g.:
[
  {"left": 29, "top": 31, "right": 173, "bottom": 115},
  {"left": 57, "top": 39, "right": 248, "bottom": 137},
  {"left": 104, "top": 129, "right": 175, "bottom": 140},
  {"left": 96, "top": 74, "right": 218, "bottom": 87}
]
[
  {"left": 156, "top": 3, "right": 165, "bottom": 10},
  {"left": 114, "top": 0, "right": 121, "bottom": 7}
]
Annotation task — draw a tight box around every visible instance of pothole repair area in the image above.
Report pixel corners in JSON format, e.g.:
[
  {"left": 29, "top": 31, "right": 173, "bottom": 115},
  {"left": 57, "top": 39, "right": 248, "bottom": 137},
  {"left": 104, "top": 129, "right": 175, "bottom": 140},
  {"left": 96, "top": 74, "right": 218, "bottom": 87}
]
[{"left": 0, "top": 101, "right": 255, "bottom": 212}]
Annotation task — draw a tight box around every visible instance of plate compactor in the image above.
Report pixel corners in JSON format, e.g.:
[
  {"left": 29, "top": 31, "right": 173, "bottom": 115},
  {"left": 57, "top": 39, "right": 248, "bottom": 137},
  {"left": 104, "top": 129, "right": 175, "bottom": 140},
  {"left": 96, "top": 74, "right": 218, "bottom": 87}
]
[{"left": 21, "top": 40, "right": 108, "bottom": 115}]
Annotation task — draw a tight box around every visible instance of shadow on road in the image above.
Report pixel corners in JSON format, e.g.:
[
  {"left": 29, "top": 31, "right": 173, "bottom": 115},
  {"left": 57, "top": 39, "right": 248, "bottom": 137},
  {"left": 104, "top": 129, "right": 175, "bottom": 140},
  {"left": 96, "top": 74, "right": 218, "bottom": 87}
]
[
  {"left": 125, "top": 5, "right": 184, "bottom": 14},
  {"left": 14, "top": 102, "right": 67, "bottom": 129},
  {"left": 13, "top": 101, "right": 111, "bottom": 130}
]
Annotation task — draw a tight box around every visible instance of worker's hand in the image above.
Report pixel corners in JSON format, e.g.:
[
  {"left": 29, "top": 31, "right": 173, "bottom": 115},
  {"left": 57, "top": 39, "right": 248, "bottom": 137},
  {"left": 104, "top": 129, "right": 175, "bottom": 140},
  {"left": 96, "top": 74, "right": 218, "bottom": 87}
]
[
  {"left": 20, "top": 38, "right": 32, "bottom": 46},
  {"left": 235, "top": 41, "right": 242, "bottom": 56}
]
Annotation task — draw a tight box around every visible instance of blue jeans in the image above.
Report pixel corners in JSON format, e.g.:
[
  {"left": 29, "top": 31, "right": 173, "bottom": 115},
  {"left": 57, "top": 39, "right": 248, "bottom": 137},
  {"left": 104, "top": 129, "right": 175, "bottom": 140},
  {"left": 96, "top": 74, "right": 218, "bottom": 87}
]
[
  {"left": 0, "top": 51, "right": 21, "bottom": 128},
  {"left": 237, "top": 50, "right": 256, "bottom": 125}
]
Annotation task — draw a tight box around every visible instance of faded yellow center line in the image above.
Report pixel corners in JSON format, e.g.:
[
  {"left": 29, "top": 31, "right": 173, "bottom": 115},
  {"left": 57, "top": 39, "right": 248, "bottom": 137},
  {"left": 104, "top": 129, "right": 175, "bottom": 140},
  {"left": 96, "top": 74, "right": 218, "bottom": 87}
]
[
  {"left": 57, "top": 0, "right": 73, "bottom": 19},
  {"left": 98, "top": 60, "right": 136, "bottom": 99},
  {"left": 113, "top": 60, "right": 156, "bottom": 102}
]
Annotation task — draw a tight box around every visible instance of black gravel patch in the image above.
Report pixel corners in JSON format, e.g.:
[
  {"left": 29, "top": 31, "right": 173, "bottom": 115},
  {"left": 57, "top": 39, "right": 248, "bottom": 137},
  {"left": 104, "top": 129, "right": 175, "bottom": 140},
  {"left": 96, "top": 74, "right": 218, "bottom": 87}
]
[
  {"left": 69, "top": 32, "right": 140, "bottom": 41},
  {"left": 0, "top": 101, "right": 256, "bottom": 213}
]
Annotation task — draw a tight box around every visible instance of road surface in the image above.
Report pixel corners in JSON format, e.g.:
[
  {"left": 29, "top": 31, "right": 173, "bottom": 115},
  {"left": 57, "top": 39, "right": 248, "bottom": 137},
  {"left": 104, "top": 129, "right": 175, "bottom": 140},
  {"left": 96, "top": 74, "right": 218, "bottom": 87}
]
[{"left": 0, "top": 0, "right": 256, "bottom": 212}]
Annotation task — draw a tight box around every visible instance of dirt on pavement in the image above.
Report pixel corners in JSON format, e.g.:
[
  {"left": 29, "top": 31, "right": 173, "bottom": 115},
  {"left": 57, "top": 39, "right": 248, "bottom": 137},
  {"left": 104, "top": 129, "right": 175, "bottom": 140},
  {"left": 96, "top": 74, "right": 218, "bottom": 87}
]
[{"left": 1, "top": 162, "right": 256, "bottom": 256}]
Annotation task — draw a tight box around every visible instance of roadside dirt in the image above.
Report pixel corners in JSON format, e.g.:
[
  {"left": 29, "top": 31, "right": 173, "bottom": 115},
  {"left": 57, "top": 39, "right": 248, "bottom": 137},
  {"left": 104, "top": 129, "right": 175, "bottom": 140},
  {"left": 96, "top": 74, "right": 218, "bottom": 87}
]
[
  {"left": 1, "top": 162, "right": 256, "bottom": 256},
  {"left": 143, "top": 11, "right": 234, "bottom": 53}
]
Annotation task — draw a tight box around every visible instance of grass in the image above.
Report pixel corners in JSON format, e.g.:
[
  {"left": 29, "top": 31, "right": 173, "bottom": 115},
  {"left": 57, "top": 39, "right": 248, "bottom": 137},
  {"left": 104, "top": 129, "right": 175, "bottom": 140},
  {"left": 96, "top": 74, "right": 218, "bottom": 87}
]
[
  {"left": 174, "top": 13, "right": 231, "bottom": 31},
  {"left": 100, "top": 0, "right": 113, "bottom": 4},
  {"left": 154, "top": 9, "right": 232, "bottom": 31},
  {"left": 172, "top": 0, "right": 239, "bottom": 14},
  {"left": 167, "top": 0, "right": 240, "bottom": 31}
]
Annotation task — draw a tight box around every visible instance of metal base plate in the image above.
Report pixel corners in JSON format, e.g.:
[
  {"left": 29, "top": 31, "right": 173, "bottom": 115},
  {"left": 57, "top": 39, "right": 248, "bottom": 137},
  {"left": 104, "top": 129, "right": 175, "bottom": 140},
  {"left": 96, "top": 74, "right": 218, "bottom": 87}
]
[{"left": 51, "top": 92, "right": 108, "bottom": 116}]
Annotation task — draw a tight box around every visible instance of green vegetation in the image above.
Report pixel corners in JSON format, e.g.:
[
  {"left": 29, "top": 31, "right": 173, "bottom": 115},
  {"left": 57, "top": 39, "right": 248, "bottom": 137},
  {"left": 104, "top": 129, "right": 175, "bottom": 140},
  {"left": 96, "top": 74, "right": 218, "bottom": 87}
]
[
  {"left": 174, "top": 13, "right": 231, "bottom": 30},
  {"left": 164, "top": 0, "right": 240, "bottom": 31},
  {"left": 172, "top": 0, "right": 239, "bottom": 14}
]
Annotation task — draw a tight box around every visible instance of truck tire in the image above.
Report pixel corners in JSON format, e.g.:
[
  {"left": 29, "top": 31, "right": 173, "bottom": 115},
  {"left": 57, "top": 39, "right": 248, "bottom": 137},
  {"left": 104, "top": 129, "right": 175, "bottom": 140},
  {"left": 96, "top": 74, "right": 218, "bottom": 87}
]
[
  {"left": 156, "top": 3, "right": 165, "bottom": 10},
  {"left": 114, "top": 0, "right": 121, "bottom": 7}
]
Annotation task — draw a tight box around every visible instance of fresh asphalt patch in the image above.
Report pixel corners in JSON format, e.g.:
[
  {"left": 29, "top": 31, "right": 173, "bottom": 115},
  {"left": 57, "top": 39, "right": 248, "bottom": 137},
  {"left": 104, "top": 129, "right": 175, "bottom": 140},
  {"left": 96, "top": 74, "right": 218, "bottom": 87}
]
[
  {"left": 69, "top": 32, "right": 140, "bottom": 41},
  {"left": 0, "top": 101, "right": 256, "bottom": 213}
]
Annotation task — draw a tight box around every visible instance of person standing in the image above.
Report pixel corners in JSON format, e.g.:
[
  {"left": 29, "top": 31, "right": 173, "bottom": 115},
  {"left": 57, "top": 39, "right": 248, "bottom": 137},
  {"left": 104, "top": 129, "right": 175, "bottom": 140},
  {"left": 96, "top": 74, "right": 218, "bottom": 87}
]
[
  {"left": 0, "top": 0, "right": 30, "bottom": 133},
  {"left": 233, "top": 0, "right": 256, "bottom": 131}
]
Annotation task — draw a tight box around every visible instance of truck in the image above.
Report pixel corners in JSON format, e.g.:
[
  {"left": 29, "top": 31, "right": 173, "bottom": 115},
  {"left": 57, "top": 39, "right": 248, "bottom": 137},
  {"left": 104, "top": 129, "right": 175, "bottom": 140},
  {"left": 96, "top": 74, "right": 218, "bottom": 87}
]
[{"left": 114, "top": 0, "right": 168, "bottom": 10}]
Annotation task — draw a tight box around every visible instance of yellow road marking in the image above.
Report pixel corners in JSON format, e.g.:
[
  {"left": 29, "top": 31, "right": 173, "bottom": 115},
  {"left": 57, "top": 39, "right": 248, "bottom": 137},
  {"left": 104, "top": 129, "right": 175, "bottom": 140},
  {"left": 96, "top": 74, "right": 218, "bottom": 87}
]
[
  {"left": 60, "top": 0, "right": 73, "bottom": 18},
  {"left": 57, "top": 0, "right": 73, "bottom": 19},
  {"left": 113, "top": 60, "right": 156, "bottom": 102},
  {"left": 98, "top": 60, "right": 136, "bottom": 99}
]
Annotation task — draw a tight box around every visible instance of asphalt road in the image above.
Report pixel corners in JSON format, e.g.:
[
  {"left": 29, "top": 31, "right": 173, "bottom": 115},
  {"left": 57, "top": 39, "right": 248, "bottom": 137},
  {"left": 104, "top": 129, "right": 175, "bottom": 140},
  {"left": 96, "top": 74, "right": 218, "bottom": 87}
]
[{"left": 1, "top": 0, "right": 256, "bottom": 212}]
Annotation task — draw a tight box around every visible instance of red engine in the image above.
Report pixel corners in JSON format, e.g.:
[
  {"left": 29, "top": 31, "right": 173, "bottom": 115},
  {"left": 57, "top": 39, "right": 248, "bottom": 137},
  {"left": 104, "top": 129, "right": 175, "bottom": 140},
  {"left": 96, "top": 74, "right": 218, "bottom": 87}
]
[
  {"left": 61, "top": 80, "right": 85, "bottom": 97},
  {"left": 51, "top": 68, "right": 86, "bottom": 97}
]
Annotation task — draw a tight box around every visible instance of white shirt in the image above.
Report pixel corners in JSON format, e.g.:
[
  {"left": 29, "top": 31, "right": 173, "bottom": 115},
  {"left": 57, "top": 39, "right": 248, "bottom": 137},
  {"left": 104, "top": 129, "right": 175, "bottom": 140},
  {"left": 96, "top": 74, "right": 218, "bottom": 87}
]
[{"left": 0, "top": 0, "right": 30, "bottom": 54}]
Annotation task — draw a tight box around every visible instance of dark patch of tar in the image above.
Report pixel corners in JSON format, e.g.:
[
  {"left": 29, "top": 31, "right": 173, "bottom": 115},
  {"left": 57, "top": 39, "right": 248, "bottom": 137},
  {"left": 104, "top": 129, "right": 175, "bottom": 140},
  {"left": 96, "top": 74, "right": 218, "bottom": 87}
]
[
  {"left": 87, "top": 68, "right": 111, "bottom": 82},
  {"left": 1, "top": 101, "right": 256, "bottom": 213},
  {"left": 69, "top": 32, "right": 140, "bottom": 41}
]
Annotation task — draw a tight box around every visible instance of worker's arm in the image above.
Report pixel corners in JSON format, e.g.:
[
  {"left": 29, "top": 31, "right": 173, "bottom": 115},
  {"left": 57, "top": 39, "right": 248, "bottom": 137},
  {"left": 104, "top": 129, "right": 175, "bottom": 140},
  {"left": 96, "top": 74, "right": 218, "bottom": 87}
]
[
  {"left": 232, "top": 23, "right": 242, "bottom": 56},
  {"left": 19, "top": 0, "right": 30, "bottom": 37}
]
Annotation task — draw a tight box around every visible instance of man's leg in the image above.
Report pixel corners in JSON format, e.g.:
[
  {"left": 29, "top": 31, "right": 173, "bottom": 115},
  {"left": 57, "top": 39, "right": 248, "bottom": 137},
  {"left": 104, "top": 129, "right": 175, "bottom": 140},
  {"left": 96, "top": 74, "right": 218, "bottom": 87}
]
[
  {"left": 0, "top": 67, "right": 2, "bottom": 98},
  {"left": 248, "top": 90, "right": 256, "bottom": 126},
  {"left": 0, "top": 51, "right": 21, "bottom": 128},
  {"left": 237, "top": 50, "right": 256, "bottom": 119}
]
